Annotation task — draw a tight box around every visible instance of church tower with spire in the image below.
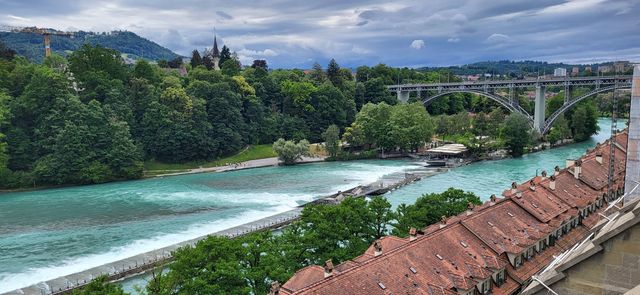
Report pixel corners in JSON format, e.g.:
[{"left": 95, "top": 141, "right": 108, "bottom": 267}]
[{"left": 212, "top": 30, "right": 220, "bottom": 71}]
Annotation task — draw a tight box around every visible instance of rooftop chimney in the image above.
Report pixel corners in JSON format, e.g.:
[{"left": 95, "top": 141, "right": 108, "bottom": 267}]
[
  {"left": 511, "top": 182, "right": 518, "bottom": 194},
  {"left": 541, "top": 170, "right": 548, "bottom": 179},
  {"left": 549, "top": 175, "right": 556, "bottom": 190},
  {"left": 439, "top": 216, "right": 447, "bottom": 228},
  {"left": 269, "top": 281, "right": 281, "bottom": 295},
  {"left": 596, "top": 153, "right": 603, "bottom": 164},
  {"left": 554, "top": 166, "right": 561, "bottom": 176},
  {"left": 324, "top": 260, "right": 334, "bottom": 278},
  {"left": 409, "top": 228, "right": 417, "bottom": 241},
  {"left": 490, "top": 194, "right": 497, "bottom": 204},
  {"left": 529, "top": 179, "right": 536, "bottom": 191},
  {"left": 373, "top": 241, "right": 383, "bottom": 257},
  {"left": 466, "top": 202, "right": 475, "bottom": 215},
  {"left": 566, "top": 159, "right": 575, "bottom": 168},
  {"left": 574, "top": 159, "right": 582, "bottom": 179}
]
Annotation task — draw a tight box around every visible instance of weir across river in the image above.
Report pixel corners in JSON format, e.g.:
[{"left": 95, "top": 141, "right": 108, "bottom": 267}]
[{"left": 3, "top": 168, "right": 430, "bottom": 295}]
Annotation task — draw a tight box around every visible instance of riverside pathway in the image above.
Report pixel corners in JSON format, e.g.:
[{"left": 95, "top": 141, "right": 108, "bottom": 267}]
[{"left": 152, "top": 156, "right": 326, "bottom": 177}]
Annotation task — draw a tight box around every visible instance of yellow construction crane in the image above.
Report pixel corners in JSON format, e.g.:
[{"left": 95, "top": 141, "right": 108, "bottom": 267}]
[{"left": 0, "top": 25, "right": 74, "bottom": 57}]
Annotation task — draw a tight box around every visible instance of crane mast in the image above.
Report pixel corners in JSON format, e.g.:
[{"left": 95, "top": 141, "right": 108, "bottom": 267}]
[{"left": 0, "top": 25, "right": 73, "bottom": 57}]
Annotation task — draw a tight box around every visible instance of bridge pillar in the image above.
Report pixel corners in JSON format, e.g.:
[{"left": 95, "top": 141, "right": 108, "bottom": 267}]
[
  {"left": 533, "top": 85, "right": 546, "bottom": 133},
  {"left": 397, "top": 90, "right": 410, "bottom": 103},
  {"left": 625, "top": 65, "right": 640, "bottom": 200}
]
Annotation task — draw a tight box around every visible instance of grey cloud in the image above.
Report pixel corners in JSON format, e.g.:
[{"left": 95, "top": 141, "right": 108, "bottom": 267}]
[
  {"left": 1, "top": 0, "right": 637, "bottom": 68},
  {"left": 216, "top": 11, "right": 233, "bottom": 20}
]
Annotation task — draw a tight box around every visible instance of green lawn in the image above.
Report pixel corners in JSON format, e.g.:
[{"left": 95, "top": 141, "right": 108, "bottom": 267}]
[{"left": 144, "top": 144, "right": 277, "bottom": 172}]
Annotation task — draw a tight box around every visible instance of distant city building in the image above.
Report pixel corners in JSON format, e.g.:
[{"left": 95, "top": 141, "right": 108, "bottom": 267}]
[
  {"left": 467, "top": 75, "right": 480, "bottom": 81},
  {"left": 554, "top": 68, "right": 567, "bottom": 77},
  {"left": 614, "top": 61, "right": 630, "bottom": 73},
  {"left": 571, "top": 67, "right": 579, "bottom": 76},
  {"left": 585, "top": 66, "right": 592, "bottom": 73},
  {"left": 598, "top": 65, "right": 612, "bottom": 73}
]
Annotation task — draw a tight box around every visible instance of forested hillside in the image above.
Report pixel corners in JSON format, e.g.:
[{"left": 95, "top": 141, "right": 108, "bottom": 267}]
[
  {"left": 420, "top": 60, "right": 632, "bottom": 77},
  {"left": 0, "top": 30, "right": 179, "bottom": 63},
  {"left": 0, "top": 40, "right": 605, "bottom": 189},
  {"left": 0, "top": 41, "right": 448, "bottom": 188}
]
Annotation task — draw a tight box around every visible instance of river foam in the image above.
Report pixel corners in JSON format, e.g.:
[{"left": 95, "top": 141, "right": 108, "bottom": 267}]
[{"left": 0, "top": 204, "right": 295, "bottom": 293}]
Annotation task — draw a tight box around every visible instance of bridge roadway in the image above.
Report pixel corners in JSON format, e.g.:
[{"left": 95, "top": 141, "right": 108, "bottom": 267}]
[{"left": 388, "top": 75, "right": 633, "bottom": 134}]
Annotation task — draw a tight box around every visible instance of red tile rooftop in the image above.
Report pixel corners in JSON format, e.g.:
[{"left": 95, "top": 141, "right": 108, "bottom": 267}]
[
  {"left": 282, "top": 223, "right": 506, "bottom": 295},
  {"left": 540, "top": 169, "right": 601, "bottom": 209},
  {"left": 503, "top": 179, "right": 571, "bottom": 224},
  {"left": 281, "top": 131, "right": 629, "bottom": 295},
  {"left": 461, "top": 199, "right": 551, "bottom": 255}
]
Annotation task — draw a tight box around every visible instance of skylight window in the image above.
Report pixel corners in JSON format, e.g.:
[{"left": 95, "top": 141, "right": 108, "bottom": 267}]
[
  {"left": 410, "top": 267, "right": 417, "bottom": 274},
  {"left": 436, "top": 254, "right": 443, "bottom": 260},
  {"left": 460, "top": 241, "right": 468, "bottom": 248},
  {"left": 378, "top": 282, "right": 386, "bottom": 290}
]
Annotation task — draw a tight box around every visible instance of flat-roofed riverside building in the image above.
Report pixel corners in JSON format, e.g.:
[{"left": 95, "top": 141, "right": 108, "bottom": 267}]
[{"left": 274, "top": 132, "right": 630, "bottom": 295}]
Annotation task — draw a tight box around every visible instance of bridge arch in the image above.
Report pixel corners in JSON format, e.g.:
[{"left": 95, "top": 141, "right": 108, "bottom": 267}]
[
  {"left": 542, "top": 85, "right": 631, "bottom": 134},
  {"left": 424, "top": 89, "right": 532, "bottom": 118}
]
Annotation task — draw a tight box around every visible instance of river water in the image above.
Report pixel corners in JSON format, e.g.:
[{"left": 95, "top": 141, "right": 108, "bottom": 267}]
[{"left": 0, "top": 118, "right": 619, "bottom": 293}]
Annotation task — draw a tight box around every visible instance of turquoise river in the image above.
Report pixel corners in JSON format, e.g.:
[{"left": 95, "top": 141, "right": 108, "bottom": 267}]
[{"left": 0, "top": 118, "right": 621, "bottom": 293}]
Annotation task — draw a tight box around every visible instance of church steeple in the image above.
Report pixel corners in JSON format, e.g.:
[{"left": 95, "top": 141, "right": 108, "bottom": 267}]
[
  {"left": 212, "top": 28, "right": 220, "bottom": 70},
  {"left": 212, "top": 31, "right": 220, "bottom": 58}
]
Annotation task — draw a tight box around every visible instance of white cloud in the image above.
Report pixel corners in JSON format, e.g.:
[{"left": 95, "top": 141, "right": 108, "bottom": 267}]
[
  {"left": 7, "top": 14, "right": 30, "bottom": 22},
  {"left": 410, "top": 39, "right": 425, "bottom": 49},
  {"left": 485, "top": 33, "right": 510, "bottom": 44},
  {"left": 447, "top": 37, "right": 460, "bottom": 43},
  {"left": 237, "top": 48, "right": 278, "bottom": 57}
]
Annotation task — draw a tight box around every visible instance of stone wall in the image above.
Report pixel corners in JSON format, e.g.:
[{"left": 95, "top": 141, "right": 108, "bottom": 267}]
[{"left": 534, "top": 222, "right": 640, "bottom": 295}]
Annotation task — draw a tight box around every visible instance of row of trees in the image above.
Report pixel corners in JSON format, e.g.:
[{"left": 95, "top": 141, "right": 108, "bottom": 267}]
[
  {"left": 135, "top": 189, "right": 480, "bottom": 294},
  {"left": 2, "top": 41, "right": 460, "bottom": 188}
]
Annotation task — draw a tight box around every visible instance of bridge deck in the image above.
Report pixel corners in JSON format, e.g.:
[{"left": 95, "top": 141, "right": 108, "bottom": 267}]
[{"left": 388, "top": 75, "right": 632, "bottom": 92}]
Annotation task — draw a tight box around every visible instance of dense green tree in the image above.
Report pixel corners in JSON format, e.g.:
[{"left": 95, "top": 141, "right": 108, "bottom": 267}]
[
  {"left": 68, "top": 44, "right": 129, "bottom": 102},
  {"left": 168, "top": 57, "right": 183, "bottom": 68},
  {"left": 272, "top": 138, "right": 310, "bottom": 165},
  {"left": 327, "top": 58, "right": 342, "bottom": 87},
  {"left": 389, "top": 102, "right": 434, "bottom": 151},
  {"left": 309, "top": 62, "right": 326, "bottom": 85},
  {"left": 322, "top": 124, "right": 340, "bottom": 157},
  {"left": 147, "top": 236, "right": 249, "bottom": 295},
  {"left": 221, "top": 58, "right": 242, "bottom": 76},
  {"left": 393, "top": 188, "right": 481, "bottom": 236},
  {"left": 190, "top": 50, "right": 202, "bottom": 68},
  {"left": 72, "top": 276, "right": 126, "bottom": 295},
  {"left": 133, "top": 59, "right": 160, "bottom": 84},
  {"left": 502, "top": 113, "right": 532, "bottom": 157},
  {"left": 220, "top": 45, "right": 232, "bottom": 65},
  {"left": 364, "top": 77, "right": 394, "bottom": 105}
]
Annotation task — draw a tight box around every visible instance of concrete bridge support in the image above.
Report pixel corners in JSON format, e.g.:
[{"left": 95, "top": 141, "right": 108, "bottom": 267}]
[
  {"left": 397, "top": 90, "right": 410, "bottom": 103},
  {"left": 533, "top": 85, "right": 546, "bottom": 133},
  {"left": 625, "top": 65, "right": 640, "bottom": 200}
]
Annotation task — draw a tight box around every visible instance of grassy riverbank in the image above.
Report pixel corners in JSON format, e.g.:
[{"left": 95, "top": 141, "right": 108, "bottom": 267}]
[{"left": 144, "top": 144, "right": 277, "bottom": 175}]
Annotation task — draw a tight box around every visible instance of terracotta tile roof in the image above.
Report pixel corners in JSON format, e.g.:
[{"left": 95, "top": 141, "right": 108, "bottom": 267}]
[
  {"left": 283, "top": 224, "right": 505, "bottom": 294},
  {"left": 281, "top": 133, "right": 629, "bottom": 295},
  {"left": 362, "top": 236, "right": 407, "bottom": 258},
  {"left": 461, "top": 199, "right": 552, "bottom": 255},
  {"left": 493, "top": 273, "right": 521, "bottom": 295},
  {"left": 576, "top": 135, "right": 627, "bottom": 191},
  {"left": 540, "top": 170, "right": 601, "bottom": 209},
  {"left": 282, "top": 265, "right": 326, "bottom": 292}
]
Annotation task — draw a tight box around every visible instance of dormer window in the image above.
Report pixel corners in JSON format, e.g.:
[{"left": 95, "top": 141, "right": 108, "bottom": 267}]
[
  {"left": 494, "top": 269, "right": 506, "bottom": 286},
  {"left": 514, "top": 254, "right": 523, "bottom": 267}
]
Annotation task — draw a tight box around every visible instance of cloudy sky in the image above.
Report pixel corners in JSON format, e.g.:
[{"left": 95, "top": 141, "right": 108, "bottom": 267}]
[{"left": 1, "top": 0, "right": 639, "bottom": 68}]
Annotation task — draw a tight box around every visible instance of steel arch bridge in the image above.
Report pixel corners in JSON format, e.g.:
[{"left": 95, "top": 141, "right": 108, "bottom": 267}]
[{"left": 388, "top": 76, "right": 632, "bottom": 135}]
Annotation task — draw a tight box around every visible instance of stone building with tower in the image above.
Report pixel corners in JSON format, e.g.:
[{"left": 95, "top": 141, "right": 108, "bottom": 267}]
[{"left": 203, "top": 31, "right": 221, "bottom": 70}]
